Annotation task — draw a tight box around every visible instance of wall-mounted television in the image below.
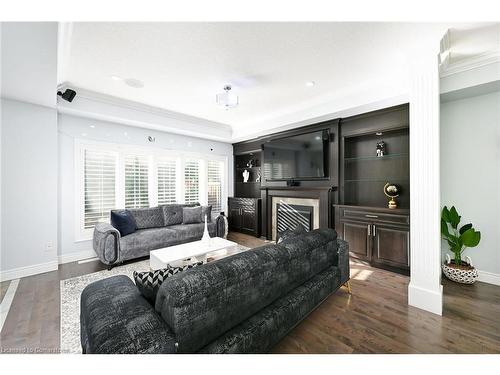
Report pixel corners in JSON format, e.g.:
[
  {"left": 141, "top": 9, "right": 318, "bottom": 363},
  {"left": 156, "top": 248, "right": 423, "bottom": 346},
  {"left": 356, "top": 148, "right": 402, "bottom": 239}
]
[{"left": 263, "top": 129, "right": 329, "bottom": 181}]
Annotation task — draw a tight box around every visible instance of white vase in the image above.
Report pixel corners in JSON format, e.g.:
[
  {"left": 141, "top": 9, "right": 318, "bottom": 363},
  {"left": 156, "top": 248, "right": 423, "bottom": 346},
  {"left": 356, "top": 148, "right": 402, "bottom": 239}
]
[{"left": 201, "top": 214, "right": 211, "bottom": 244}]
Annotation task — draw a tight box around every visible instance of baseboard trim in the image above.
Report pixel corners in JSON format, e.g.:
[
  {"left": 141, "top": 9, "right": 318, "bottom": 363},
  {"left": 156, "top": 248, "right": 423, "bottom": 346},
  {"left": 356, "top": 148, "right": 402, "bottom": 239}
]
[
  {"left": 0, "top": 261, "right": 59, "bottom": 282},
  {"left": 477, "top": 269, "right": 500, "bottom": 286},
  {"left": 408, "top": 283, "right": 443, "bottom": 316},
  {"left": 58, "top": 250, "right": 97, "bottom": 265}
]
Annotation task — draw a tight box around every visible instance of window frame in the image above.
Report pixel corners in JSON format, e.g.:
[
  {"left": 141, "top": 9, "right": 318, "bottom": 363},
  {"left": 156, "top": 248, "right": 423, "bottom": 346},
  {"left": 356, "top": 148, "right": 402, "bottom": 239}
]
[{"left": 75, "top": 139, "right": 228, "bottom": 241}]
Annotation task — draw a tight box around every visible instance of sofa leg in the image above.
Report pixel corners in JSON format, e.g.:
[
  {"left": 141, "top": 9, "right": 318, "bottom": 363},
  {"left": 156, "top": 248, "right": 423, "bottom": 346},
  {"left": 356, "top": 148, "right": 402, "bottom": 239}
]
[
  {"left": 107, "top": 265, "right": 114, "bottom": 271},
  {"left": 343, "top": 281, "right": 352, "bottom": 294}
]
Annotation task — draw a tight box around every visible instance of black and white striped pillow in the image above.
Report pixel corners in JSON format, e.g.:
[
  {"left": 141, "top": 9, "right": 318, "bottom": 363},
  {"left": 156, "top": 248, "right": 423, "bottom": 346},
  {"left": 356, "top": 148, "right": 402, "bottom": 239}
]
[{"left": 133, "top": 261, "right": 204, "bottom": 302}]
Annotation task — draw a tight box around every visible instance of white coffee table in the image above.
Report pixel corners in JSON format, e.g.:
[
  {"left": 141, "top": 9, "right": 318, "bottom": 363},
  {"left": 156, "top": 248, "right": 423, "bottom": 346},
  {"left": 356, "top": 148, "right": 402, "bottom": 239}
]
[{"left": 150, "top": 237, "right": 241, "bottom": 270}]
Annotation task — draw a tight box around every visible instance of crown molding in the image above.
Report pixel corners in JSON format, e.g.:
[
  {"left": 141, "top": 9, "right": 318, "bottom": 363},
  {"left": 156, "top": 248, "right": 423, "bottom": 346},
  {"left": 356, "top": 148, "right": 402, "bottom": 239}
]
[
  {"left": 440, "top": 50, "right": 500, "bottom": 77},
  {"left": 56, "top": 84, "right": 233, "bottom": 142}
]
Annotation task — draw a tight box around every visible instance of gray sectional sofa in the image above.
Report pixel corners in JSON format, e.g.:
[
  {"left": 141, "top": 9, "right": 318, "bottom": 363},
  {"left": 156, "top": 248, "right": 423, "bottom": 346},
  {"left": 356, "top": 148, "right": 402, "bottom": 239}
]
[
  {"left": 93, "top": 204, "right": 226, "bottom": 268},
  {"left": 80, "top": 228, "right": 349, "bottom": 353}
]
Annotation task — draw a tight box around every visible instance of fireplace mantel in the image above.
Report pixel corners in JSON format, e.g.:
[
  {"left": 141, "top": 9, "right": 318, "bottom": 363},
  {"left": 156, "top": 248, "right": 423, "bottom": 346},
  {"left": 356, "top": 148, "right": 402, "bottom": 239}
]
[{"left": 260, "top": 186, "right": 335, "bottom": 240}]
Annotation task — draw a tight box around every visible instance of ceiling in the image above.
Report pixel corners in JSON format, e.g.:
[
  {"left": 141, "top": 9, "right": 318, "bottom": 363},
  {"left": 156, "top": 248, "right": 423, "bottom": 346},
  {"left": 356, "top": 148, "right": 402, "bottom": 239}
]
[{"left": 59, "top": 22, "right": 485, "bottom": 140}]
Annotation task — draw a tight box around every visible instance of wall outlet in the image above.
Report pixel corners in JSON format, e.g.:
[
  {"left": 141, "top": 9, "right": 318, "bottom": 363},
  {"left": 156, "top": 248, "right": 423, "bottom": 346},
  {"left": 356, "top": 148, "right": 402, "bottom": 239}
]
[{"left": 45, "top": 241, "right": 54, "bottom": 253}]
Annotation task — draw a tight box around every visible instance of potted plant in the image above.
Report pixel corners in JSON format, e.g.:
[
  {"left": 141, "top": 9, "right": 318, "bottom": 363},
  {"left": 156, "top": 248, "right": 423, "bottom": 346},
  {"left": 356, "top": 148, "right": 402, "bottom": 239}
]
[{"left": 441, "top": 206, "right": 481, "bottom": 284}]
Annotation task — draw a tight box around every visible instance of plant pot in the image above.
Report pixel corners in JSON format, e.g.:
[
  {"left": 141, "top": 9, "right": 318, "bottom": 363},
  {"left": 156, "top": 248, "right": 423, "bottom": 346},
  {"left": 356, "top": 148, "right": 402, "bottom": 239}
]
[{"left": 442, "top": 258, "right": 478, "bottom": 284}]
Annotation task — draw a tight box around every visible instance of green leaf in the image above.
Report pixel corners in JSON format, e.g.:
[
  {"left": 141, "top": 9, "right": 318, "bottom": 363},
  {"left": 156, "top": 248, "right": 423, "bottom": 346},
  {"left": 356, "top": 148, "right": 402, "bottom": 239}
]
[
  {"left": 461, "top": 228, "right": 481, "bottom": 248},
  {"left": 441, "top": 218, "right": 450, "bottom": 237},
  {"left": 441, "top": 206, "right": 451, "bottom": 223},
  {"left": 448, "top": 206, "right": 461, "bottom": 229},
  {"left": 459, "top": 223, "right": 472, "bottom": 235}
]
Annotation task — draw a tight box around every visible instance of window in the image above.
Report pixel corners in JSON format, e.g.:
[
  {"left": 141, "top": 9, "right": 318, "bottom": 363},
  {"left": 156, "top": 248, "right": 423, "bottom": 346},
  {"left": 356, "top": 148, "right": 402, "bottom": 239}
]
[
  {"left": 83, "top": 149, "right": 117, "bottom": 229},
  {"left": 157, "top": 157, "right": 177, "bottom": 205},
  {"left": 77, "top": 140, "right": 227, "bottom": 240},
  {"left": 207, "top": 160, "right": 223, "bottom": 215},
  {"left": 124, "top": 154, "right": 149, "bottom": 208},
  {"left": 184, "top": 159, "right": 200, "bottom": 204}
]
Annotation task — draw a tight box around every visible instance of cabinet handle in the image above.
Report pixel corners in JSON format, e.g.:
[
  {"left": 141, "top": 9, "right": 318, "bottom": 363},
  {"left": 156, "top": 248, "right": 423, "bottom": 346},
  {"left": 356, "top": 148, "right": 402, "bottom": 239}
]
[
  {"left": 365, "top": 214, "right": 379, "bottom": 218},
  {"left": 372, "top": 224, "right": 376, "bottom": 236},
  {"left": 367, "top": 224, "right": 371, "bottom": 236}
]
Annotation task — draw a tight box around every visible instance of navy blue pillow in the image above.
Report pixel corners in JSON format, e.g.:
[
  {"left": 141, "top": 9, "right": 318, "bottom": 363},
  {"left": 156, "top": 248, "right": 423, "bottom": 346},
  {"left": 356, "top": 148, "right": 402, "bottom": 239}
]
[{"left": 110, "top": 210, "right": 137, "bottom": 236}]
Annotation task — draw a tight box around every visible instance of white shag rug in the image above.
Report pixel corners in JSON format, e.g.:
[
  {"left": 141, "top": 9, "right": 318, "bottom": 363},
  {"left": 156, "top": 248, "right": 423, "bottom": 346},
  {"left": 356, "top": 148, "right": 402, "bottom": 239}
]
[{"left": 60, "top": 245, "right": 250, "bottom": 354}]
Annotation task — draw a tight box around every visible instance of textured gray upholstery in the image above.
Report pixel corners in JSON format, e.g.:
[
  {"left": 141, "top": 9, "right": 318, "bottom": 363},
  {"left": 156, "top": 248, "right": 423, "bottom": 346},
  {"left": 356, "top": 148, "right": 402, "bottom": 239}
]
[
  {"left": 161, "top": 204, "right": 185, "bottom": 226},
  {"left": 126, "top": 207, "right": 165, "bottom": 229},
  {"left": 82, "top": 229, "right": 349, "bottom": 353},
  {"left": 167, "top": 223, "right": 216, "bottom": 242},
  {"left": 155, "top": 228, "right": 338, "bottom": 353},
  {"left": 199, "top": 266, "right": 340, "bottom": 353},
  {"left": 120, "top": 227, "right": 179, "bottom": 260},
  {"left": 93, "top": 204, "right": 226, "bottom": 266},
  {"left": 182, "top": 206, "right": 203, "bottom": 224},
  {"left": 80, "top": 275, "right": 177, "bottom": 354}
]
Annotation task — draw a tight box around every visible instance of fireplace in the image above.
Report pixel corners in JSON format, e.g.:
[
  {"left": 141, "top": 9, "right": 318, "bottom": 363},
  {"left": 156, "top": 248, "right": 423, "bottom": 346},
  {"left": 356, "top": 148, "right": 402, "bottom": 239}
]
[
  {"left": 276, "top": 203, "right": 314, "bottom": 241},
  {"left": 270, "top": 196, "right": 320, "bottom": 241}
]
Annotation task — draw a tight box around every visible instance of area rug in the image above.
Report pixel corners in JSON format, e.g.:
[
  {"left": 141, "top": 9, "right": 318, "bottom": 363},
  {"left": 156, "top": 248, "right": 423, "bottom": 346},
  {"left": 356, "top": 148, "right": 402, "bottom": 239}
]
[{"left": 60, "top": 244, "right": 250, "bottom": 354}]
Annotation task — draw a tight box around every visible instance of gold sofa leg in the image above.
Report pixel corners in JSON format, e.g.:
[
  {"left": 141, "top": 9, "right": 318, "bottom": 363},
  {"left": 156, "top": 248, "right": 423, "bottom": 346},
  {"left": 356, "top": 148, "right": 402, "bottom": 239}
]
[{"left": 343, "top": 281, "right": 352, "bottom": 294}]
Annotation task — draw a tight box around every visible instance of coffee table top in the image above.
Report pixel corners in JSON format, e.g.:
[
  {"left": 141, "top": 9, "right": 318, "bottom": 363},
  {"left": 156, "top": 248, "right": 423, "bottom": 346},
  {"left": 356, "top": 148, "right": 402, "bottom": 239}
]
[{"left": 150, "top": 237, "right": 239, "bottom": 270}]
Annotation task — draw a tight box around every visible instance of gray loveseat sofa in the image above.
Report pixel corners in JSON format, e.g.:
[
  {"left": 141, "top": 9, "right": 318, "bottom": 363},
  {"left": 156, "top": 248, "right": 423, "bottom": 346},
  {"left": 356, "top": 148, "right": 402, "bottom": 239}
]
[
  {"left": 80, "top": 228, "right": 349, "bottom": 353},
  {"left": 93, "top": 204, "right": 226, "bottom": 268}
]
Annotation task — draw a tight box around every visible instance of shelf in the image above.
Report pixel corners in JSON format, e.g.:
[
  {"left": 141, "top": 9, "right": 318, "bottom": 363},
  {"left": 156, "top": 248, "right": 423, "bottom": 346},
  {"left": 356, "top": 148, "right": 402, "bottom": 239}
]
[
  {"left": 344, "top": 153, "right": 409, "bottom": 162},
  {"left": 236, "top": 166, "right": 261, "bottom": 170},
  {"left": 236, "top": 181, "right": 261, "bottom": 184},
  {"left": 344, "top": 178, "right": 409, "bottom": 183}
]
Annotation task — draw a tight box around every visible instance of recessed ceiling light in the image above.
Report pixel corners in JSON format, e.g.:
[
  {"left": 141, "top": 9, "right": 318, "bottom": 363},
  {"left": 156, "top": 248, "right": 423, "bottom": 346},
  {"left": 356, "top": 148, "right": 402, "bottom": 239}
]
[
  {"left": 124, "top": 78, "right": 144, "bottom": 88},
  {"left": 306, "top": 81, "right": 316, "bottom": 87},
  {"left": 315, "top": 136, "right": 321, "bottom": 141},
  {"left": 89, "top": 125, "right": 95, "bottom": 129},
  {"left": 111, "top": 75, "right": 122, "bottom": 81},
  {"left": 376, "top": 132, "right": 383, "bottom": 136}
]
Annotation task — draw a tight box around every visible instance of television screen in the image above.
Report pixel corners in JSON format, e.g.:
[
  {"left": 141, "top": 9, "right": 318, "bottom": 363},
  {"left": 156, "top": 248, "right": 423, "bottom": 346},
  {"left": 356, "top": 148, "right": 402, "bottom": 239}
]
[{"left": 263, "top": 129, "right": 328, "bottom": 180}]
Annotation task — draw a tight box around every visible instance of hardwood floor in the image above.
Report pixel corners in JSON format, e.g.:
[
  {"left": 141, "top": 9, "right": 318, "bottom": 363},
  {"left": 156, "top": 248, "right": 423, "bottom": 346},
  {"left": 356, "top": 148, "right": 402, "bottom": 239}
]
[{"left": 1, "top": 232, "right": 499, "bottom": 353}]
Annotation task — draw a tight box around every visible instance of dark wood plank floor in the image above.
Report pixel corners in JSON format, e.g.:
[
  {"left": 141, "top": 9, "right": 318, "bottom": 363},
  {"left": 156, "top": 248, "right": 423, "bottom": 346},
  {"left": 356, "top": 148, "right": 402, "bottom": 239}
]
[{"left": 1, "top": 232, "right": 499, "bottom": 353}]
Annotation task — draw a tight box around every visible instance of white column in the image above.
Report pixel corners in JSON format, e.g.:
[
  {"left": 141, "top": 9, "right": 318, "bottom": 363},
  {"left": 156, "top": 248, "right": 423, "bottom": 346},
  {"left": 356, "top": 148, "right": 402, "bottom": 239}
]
[{"left": 408, "top": 55, "right": 443, "bottom": 315}]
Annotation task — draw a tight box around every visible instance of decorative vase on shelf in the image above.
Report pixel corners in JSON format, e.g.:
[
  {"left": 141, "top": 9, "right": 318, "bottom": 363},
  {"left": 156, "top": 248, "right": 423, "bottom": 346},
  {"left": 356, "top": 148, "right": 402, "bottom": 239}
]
[
  {"left": 242, "top": 169, "right": 250, "bottom": 183},
  {"left": 201, "top": 215, "right": 211, "bottom": 245}
]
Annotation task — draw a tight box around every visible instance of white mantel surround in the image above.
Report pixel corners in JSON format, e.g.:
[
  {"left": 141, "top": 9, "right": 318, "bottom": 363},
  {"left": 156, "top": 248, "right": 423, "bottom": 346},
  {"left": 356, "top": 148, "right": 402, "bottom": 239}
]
[
  {"left": 271, "top": 197, "right": 320, "bottom": 241},
  {"left": 408, "top": 55, "right": 443, "bottom": 315}
]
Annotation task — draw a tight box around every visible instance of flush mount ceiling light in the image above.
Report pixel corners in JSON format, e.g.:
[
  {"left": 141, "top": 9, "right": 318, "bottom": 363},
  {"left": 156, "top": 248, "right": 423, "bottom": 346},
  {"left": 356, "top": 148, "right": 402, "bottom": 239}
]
[
  {"left": 305, "top": 81, "right": 316, "bottom": 87},
  {"left": 216, "top": 85, "right": 239, "bottom": 110}
]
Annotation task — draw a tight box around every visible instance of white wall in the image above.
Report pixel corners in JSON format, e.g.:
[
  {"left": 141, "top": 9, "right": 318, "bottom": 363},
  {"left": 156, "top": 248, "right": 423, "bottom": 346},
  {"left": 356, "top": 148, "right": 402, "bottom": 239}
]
[
  {"left": 1, "top": 99, "right": 58, "bottom": 279},
  {"left": 440, "top": 90, "right": 500, "bottom": 283},
  {"left": 58, "top": 114, "right": 234, "bottom": 262},
  {"left": 1, "top": 22, "right": 58, "bottom": 281}
]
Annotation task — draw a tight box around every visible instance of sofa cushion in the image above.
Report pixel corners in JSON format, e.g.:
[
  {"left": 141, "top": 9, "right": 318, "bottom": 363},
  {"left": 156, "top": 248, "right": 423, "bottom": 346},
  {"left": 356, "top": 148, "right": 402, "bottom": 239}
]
[
  {"left": 161, "top": 203, "right": 200, "bottom": 226},
  {"left": 201, "top": 205, "right": 212, "bottom": 222},
  {"left": 128, "top": 206, "right": 164, "bottom": 229},
  {"left": 119, "top": 227, "right": 178, "bottom": 260},
  {"left": 110, "top": 210, "right": 137, "bottom": 237},
  {"left": 168, "top": 222, "right": 216, "bottom": 242},
  {"left": 133, "top": 262, "right": 204, "bottom": 303},
  {"left": 183, "top": 206, "right": 203, "bottom": 224},
  {"left": 155, "top": 228, "right": 339, "bottom": 353}
]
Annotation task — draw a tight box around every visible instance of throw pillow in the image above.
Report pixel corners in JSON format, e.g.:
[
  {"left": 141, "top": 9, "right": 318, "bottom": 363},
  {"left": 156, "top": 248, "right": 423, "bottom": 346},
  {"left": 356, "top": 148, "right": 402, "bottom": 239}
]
[
  {"left": 183, "top": 206, "right": 203, "bottom": 224},
  {"left": 133, "top": 261, "right": 204, "bottom": 303},
  {"left": 201, "top": 205, "right": 212, "bottom": 222},
  {"left": 110, "top": 210, "right": 137, "bottom": 236},
  {"left": 277, "top": 224, "right": 307, "bottom": 244}
]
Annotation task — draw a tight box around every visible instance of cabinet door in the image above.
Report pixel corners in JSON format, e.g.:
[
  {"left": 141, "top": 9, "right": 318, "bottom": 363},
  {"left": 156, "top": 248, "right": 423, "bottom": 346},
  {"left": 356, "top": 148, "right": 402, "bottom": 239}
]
[
  {"left": 228, "top": 205, "right": 242, "bottom": 231},
  {"left": 241, "top": 207, "right": 256, "bottom": 234},
  {"left": 372, "top": 224, "right": 409, "bottom": 269},
  {"left": 342, "top": 220, "right": 371, "bottom": 261}
]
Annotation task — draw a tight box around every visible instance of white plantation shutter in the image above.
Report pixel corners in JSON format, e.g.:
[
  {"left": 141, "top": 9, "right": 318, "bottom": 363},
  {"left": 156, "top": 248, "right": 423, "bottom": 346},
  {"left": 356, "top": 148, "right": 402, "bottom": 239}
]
[
  {"left": 157, "top": 157, "right": 177, "bottom": 205},
  {"left": 207, "top": 160, "right": 223, "bottom": 216},
  {"left": 184, "top": 159, "right": 200, "bottom": 204},
  {"left": 83, "top": 149, "right": 117, "bottom": 229},
  {"left": 124, "top": 154, "right": 149, "bottom": 208}
]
